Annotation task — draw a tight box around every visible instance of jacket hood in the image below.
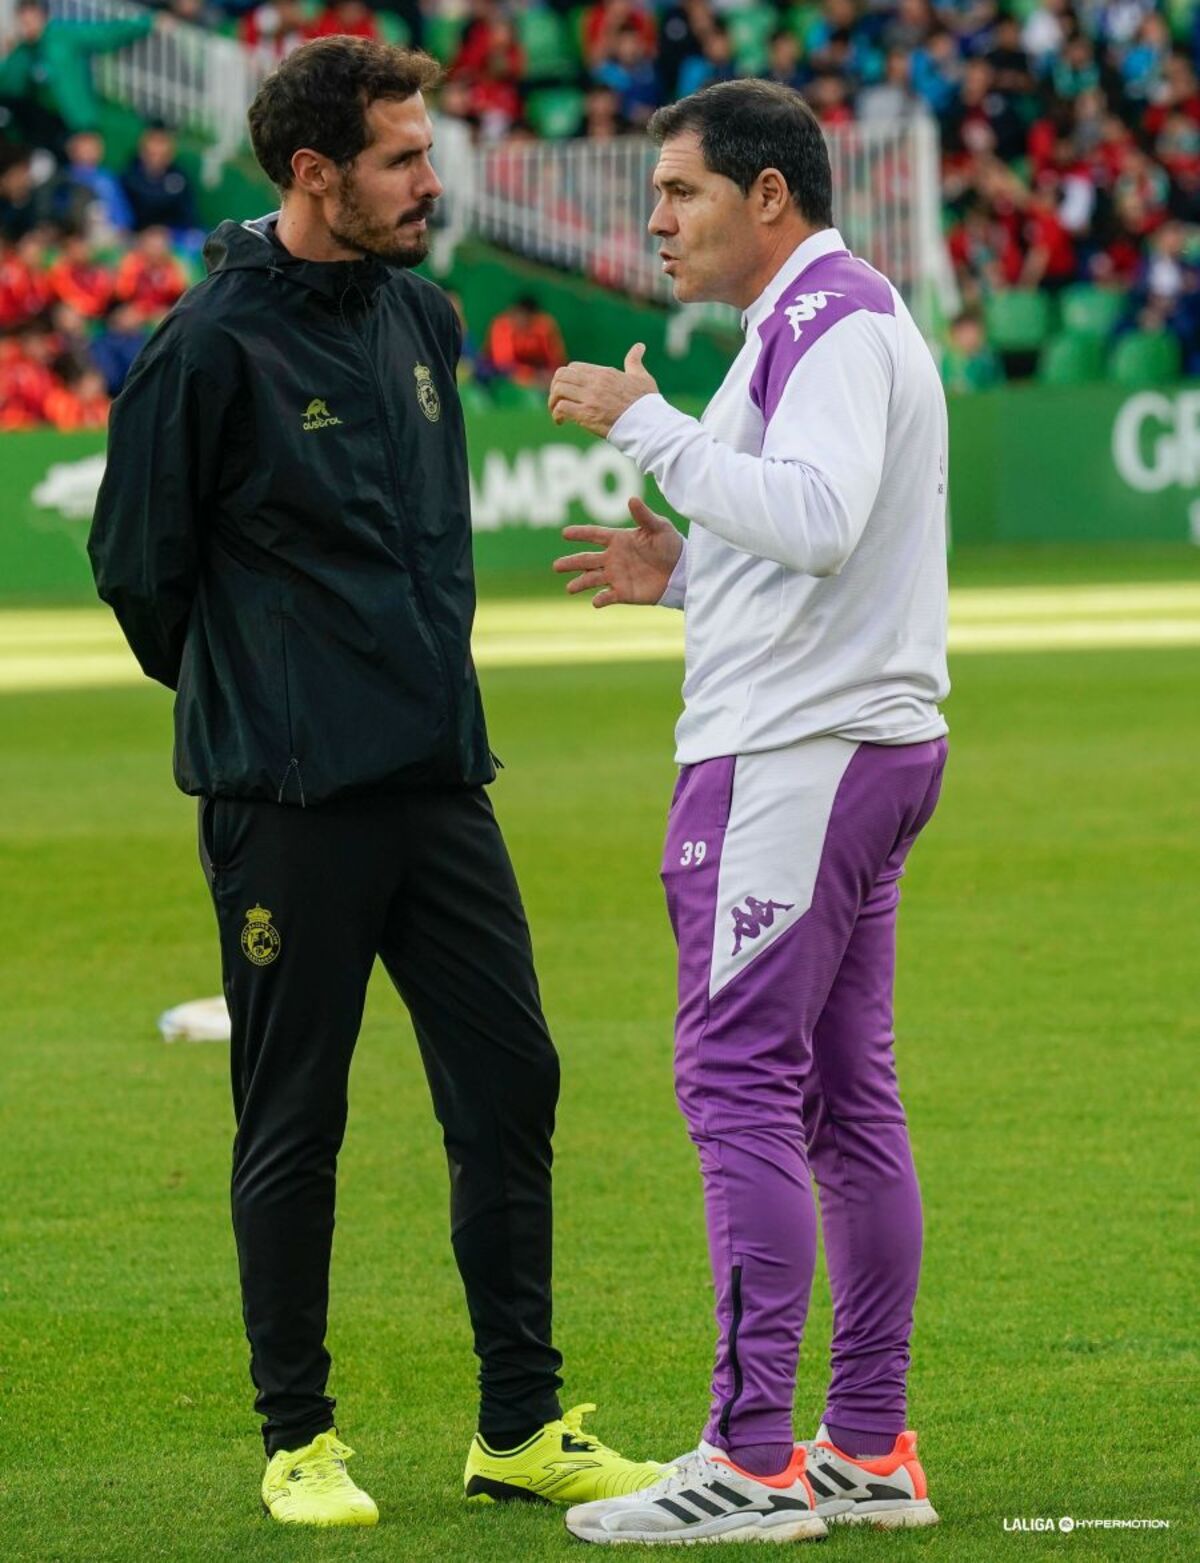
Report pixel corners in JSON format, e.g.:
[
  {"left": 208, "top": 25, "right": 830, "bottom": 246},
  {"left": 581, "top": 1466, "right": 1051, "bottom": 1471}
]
[{"left": 203, "top": 213, "right": 390, "bottom": 301}]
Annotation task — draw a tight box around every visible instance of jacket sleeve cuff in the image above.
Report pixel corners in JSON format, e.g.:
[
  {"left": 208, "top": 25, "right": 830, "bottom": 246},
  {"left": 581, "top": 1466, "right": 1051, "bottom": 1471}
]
[
  {"left": 658, "top": 538, "right": 688, "bottom": 609},
  {"left": 608, "top": 393, "right": 693, "bottom": 469}
]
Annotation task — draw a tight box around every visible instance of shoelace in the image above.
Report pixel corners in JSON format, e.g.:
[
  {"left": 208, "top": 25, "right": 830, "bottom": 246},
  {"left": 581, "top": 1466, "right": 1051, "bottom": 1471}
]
[
  {"left": 625, "top": 1447, "right": 729, "bottom": 1500},
  {"left": 560, "top": 1403, "right": 625, "bottom": 1459},
  {"left": 290, "top": 1434, "right": 357, "bottom": 1493}
]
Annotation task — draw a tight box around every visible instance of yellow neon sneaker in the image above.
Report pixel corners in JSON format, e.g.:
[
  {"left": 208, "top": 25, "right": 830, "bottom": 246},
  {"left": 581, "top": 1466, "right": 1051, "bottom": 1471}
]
[
  {"left": 464, "top": 1403, "right": 666, "bottom": 1506},
  {"left": 261, "top": 1431, "right": 379, "bottom": 1527}
]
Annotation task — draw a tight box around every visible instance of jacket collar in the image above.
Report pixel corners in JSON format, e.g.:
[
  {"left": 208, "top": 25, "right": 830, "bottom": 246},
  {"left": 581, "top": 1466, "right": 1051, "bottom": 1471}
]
[
  {"left": 740, "top": 227, "right": 849, "bottom": 335},
  {"left": 203, "top": 213, "right": 391, "bottom": 303}
]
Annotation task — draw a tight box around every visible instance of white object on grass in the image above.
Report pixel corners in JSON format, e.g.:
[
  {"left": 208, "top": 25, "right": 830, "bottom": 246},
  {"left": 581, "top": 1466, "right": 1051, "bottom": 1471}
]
[{"left": 157, "top": 996, "right": 231, "bottom": 1043}]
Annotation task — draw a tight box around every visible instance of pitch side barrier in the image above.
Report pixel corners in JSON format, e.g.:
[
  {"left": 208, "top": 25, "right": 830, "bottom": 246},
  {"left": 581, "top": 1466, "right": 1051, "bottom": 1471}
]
[{"left": 2, "top": 383, "right": 1198, "bottom": 601}]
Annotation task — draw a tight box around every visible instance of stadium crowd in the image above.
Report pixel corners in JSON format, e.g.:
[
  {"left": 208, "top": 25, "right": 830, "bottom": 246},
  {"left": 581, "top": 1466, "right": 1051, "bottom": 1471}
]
[{"left": 1, "top": 0, "right": 1198, "bottom": 427}]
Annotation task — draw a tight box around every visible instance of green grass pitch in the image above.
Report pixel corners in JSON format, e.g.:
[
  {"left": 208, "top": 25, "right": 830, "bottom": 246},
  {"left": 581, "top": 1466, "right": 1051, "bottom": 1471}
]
[{"left": 1, "top": 547, "right": 1196, "bottom": 1561}]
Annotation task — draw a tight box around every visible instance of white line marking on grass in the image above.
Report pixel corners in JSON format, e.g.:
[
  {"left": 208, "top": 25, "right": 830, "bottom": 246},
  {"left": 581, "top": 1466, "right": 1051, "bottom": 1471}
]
[{"left": 1, "top": 580, "right": 1199, "bottom": 691}]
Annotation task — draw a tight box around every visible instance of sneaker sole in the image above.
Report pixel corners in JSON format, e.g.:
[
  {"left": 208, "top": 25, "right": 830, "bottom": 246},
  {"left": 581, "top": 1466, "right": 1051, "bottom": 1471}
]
[
  {"left": 565, "top": 1514, "right": 829, "bottom": 1545},
  {"left": 824, "top": 1500, "right": 939, "bottom": 1530},
  {"left": 262, "top": 1499, "right": 379, "bottom": 1527}
]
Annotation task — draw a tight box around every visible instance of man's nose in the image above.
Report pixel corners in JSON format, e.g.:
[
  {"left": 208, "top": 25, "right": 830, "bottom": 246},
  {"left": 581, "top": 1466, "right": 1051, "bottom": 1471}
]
[
  {"left": 420, "top": 156, "right": 444, "bottom": 201},
  {"left": 648, "top": 198, "right": 675, "bottom": 237}
]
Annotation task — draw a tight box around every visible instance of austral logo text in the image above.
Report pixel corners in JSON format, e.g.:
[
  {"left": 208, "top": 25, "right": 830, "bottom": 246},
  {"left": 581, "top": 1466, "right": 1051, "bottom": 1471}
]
[{"left": 302, "top": 397, "right": 343, "bottom": 432}]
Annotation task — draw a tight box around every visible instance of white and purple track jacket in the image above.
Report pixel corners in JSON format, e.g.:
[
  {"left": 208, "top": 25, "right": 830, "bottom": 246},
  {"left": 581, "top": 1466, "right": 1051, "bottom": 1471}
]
[{"left": 608, "top": 226, "right": 950, "bottom": 764}]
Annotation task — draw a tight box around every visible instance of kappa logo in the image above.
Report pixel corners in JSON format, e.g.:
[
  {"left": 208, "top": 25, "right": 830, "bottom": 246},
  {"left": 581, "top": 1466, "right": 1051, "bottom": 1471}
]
[
  {"left": 241, "top": 904, "right": 282, "bottom": 966},
  {"left": 302, "top": 396, "right": 343, "bottom": 432},
  {"left": 730, "top": 896, "right": 795, "bottom": 956},
  {"left": 785, "top": 291, "right": 845, "bottom": 341}
]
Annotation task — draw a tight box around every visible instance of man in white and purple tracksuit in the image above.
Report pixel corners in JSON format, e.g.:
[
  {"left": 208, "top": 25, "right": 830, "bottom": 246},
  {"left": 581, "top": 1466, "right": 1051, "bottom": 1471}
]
[{"left": 550, "top": 78, "right": 949, "bottom": 1547}]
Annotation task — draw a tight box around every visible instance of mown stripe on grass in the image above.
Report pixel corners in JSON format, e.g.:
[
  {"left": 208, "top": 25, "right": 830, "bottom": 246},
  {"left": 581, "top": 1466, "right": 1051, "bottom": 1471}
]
[{"left": 2, "top": 580, "right": 1200, "bottom": 691}]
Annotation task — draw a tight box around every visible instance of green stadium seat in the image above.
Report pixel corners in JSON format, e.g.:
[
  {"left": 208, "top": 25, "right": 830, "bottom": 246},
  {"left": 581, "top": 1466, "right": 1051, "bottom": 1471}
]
[
  {"left": 423, "top": 12, "right": 464, "bottom": 64},
  {"left": 1037, "top": 331, "right": 1104, "bottom": 386},
  {"left": 376, "top": 9, "right": 412, "bottom": 46},
  {"left": 983, "top": 288, "right": 1054, "bottom": 352},
  {"left": 727, "top": 4, "right": 777, "bottom": 73},
  {"left": 786, "top": 4, "right": 821, "bottom": 49},
  {"left": 1166, "top": 0, "right": 1195, "bottom": 43},
  {"left": 1058, "top": 284, "right": 1126, "bottom": 339},
  {"left": 517, "top": 9, "right": 577, "bottom": 78},
  {"left": 1109, "top": 331, "right": 1182, "bottom": 387},
  {"left": 526, "top": 86, "right": 586, "bottom": 139}
]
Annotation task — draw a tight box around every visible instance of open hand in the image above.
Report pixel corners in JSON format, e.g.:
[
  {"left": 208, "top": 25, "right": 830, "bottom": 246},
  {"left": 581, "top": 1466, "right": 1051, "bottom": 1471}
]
[
  {"left": 548, "top": 343, "right": 658, "bottom": 437},
  {"left": 553, "top": 495, "right": 683, "bottom": 608}
]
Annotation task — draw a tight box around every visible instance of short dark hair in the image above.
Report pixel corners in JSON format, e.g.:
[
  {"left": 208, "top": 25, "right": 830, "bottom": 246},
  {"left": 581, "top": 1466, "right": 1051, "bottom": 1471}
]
[
  {"left": 247, "top": 37, "right": 442, "bottom": 191},
  {"left": 649, "top": 80, "right": 833, "bottom": 227}
]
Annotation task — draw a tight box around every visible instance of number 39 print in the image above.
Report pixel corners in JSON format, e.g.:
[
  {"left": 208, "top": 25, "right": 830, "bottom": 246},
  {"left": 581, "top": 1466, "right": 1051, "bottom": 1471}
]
[{"left": 680, "top": 840, "right": 708, "bottom": 867}]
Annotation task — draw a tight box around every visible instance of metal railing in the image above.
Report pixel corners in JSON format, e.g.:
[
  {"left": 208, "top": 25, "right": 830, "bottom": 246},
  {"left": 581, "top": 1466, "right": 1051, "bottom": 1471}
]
[
  {"left": 461, "top": 115, "right": 954, "bottom": 338},
  {"left": 0, "top": 0, "right": 259, "bottom": 176}
]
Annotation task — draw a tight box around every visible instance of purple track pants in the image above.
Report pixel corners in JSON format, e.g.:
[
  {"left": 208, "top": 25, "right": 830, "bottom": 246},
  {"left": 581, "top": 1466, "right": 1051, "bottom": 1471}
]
[{"left": 661, "top": 736, "right": 947, "bottom": 1448}]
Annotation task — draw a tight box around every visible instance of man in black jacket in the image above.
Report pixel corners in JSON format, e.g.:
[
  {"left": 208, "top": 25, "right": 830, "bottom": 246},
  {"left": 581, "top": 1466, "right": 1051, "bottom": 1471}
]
[{"left": 88, "top": 37, "right": 660, "bottom": 1528}]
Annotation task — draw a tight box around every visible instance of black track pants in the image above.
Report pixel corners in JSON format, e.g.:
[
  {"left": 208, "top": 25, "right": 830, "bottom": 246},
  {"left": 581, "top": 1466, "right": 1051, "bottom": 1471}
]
[{"left": 199, "top": 786, "right": 564, "bottom": 1455}]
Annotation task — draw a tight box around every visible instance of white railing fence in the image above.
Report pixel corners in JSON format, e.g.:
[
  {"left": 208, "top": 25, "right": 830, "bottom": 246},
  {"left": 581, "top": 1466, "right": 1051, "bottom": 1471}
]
[
  {"left": 0, "top": 0, "right": 258, "bottom": 177},
  {"left": 460, "top": 114, "right": 954, "bottom": 342},
  {"left": 0, "top": 0, "right": 954, "bottom": 331}
]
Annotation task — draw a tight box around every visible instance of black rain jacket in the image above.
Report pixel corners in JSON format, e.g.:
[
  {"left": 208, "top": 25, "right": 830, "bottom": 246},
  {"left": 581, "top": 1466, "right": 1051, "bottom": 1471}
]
[{"left": 88, "top": 214, "right": 494, "bottom": 805}]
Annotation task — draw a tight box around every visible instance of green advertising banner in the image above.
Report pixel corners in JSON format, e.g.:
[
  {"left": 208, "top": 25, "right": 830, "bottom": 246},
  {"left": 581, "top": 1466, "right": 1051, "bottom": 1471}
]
[
  {"left": 2, "top": 382, "right": 1197, "bottom": 602},
  {"left": 949, "top": 381, "right": 1200, "bottom": 546}
]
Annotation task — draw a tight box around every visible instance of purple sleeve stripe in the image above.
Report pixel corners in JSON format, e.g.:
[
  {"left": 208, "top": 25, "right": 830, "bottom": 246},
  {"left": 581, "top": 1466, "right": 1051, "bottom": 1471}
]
[{"left": 749, "top": 254, "right": 896, "bottom": 429}]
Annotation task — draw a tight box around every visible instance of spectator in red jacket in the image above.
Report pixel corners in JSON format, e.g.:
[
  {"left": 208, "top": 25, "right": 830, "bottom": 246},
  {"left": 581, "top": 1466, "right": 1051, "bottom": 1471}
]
[
  {"left": 484, "top": 294, "right": 567, "bottom": 388},
  {"left": 451, "top": 0, "right": 523, "bottom": 81},
  {"left": 466, "top": 22, "right": 525, "bottom": 137},
  {"left": 47, "top": 229, "right": 112, "bottom": 317},
  {"left": 239, "top": 0, "right": 314, "bottom": 57},
  {"left": 0, "top": 323, "right": 58, "bottom": 424},
  {"left": 44, "top": 362, "right": 110, "bottom": 430},
  {"left": 585, "top": 0, "right": 656, "bottom": 71},
  {"left": 113, "top": 225, "right": 187, "bottom": 321},
  {"left": 0, "top": 231, "right": 53, "bottom": 327},
  {"left": 310, "top": 0, "right": 379, "bottom": 42}
]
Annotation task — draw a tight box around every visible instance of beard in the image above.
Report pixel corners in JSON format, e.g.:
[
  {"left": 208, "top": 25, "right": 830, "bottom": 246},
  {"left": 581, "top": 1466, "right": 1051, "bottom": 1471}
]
[{"left": 328, "top": 171, "right": 435, "bottom": 268}]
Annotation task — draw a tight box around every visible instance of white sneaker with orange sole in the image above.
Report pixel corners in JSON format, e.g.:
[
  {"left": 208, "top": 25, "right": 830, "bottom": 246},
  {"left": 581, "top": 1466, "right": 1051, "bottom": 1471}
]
[
  {"left": 801, "top": 1424, "right": 939, "bottom": 1529},
  {"left": 564, "top": 1441, "right": 828, "bottom": 1545}
]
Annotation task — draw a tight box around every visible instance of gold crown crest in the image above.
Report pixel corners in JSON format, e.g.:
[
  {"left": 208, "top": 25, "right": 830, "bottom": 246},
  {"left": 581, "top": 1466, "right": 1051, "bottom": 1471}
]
[
  {"left": 245, "top": 905, "right": 273, "bottom": 925},
  {"left": 414, "top": 363, "right": 432, "bottom": 383}
]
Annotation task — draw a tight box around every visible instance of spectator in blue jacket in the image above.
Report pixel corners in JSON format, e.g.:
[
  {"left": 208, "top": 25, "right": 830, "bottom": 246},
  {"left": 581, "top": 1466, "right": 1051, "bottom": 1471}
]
[
  {"left": 55, "top": 129, "right": 134, "bottom": 236},
  {"left": 120, "top": 122, "right": 199, "bottom": 237},
  {"left": 89, "top": 300, "right": 149, "bottom": 395}
]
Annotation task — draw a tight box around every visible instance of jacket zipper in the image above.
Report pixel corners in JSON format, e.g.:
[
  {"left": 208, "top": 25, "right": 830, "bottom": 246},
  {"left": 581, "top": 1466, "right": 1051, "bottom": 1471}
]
[
  {"left": 338, "top": 285, "right": 461, "bottom": 766},
  {"left": 276, "top": 613, "right": 306, "bottom": 805}
]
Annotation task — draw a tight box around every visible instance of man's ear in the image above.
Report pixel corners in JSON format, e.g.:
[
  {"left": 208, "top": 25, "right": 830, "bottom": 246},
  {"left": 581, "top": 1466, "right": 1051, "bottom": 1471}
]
[
  {"left": 290, "top": 147, "right": 334, "bottom": 196},
  {"left": 755, "top": 167, "right": 792, "bottom": 224}
]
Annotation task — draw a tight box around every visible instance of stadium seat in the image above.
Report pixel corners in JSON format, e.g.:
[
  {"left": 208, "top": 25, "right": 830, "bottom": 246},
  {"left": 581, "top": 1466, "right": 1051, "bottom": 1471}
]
[
  {"left": 1109, "top": 331, "right": 1182, "bottom": 387},
  {"left": 376, "top": 9, "right": 411, "bottom": 46},
  {"left": 423, "top": 12, "right": 464, "bottom": 63},
  {"left": 526, "top": 86, "right": 586, "bottom": 139},
  {"left": 787, "top": 4, "right": 821, "bottom": 47},
  {"left": 727, "top": 5, "right": 777, "bottom": 74},
  {"left": 1037, "top": 331, "right": 1104, "bottom": 386},
  {"left": 1059, "top": 284, "right": 1126, "bottom": 339},
  {"left": 983, "top": 288, "right": 1054, "bottom": 351},
  {"left": 517, "top": 9, "right": 577, "bottom": 78}
]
